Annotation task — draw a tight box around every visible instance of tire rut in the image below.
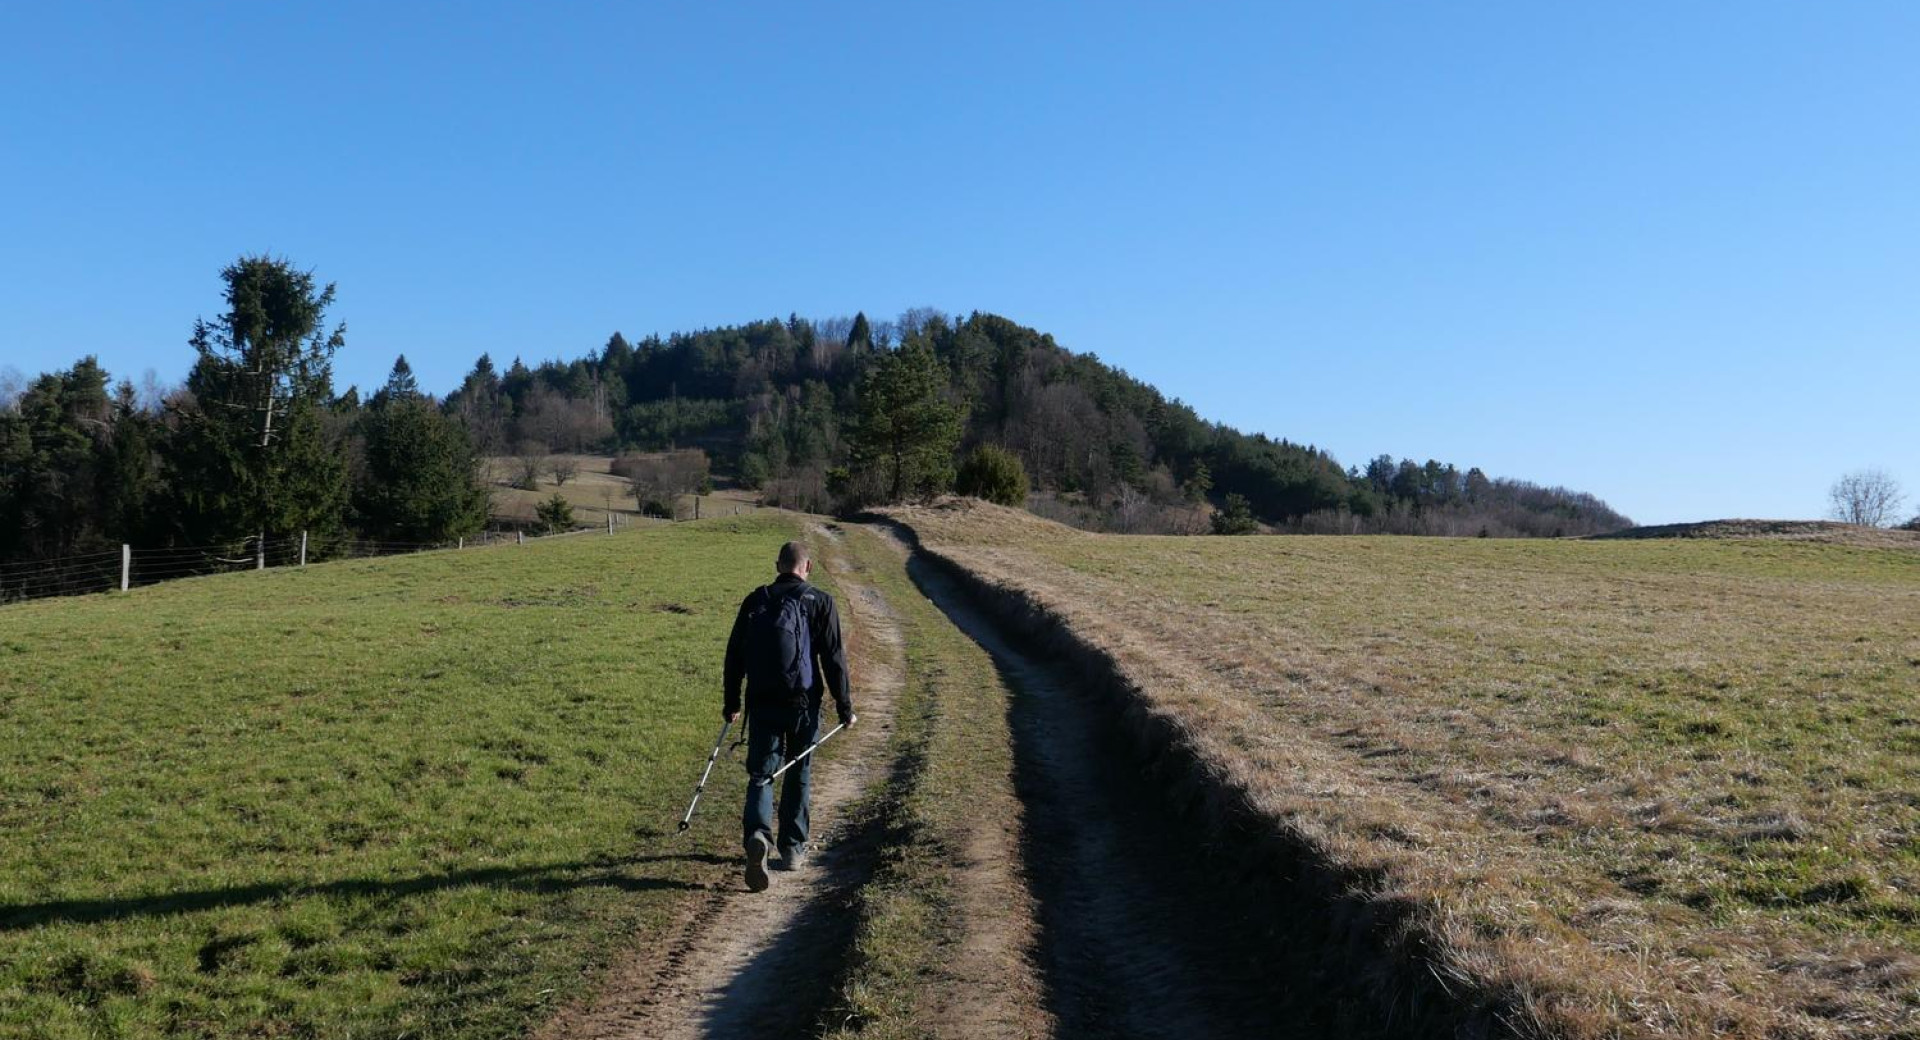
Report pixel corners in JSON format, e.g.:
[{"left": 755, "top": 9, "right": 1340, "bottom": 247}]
[
  {"left": 902, "top": 552, "right": 1400, "bottom": 1040},
  {"left": 544, "top": 530, "right": 905, "bottom": 1040}
]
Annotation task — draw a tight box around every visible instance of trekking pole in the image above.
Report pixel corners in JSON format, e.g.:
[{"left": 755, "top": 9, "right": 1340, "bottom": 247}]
[
  {"left": 767, "top": 722, "right": 847, "bottom": 782},
  {"left": 677, "top": 719, "right": 733, "bottom": 833}
]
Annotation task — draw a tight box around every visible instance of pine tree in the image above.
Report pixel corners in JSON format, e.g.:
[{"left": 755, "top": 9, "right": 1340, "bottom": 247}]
[
  {"left": 848, "top": 311, "right": 873, "bottom": 353},
  {"left": 848, "top": 341, "right": 964, "bottom": 503},
  {"left": 1182, "top": 461, "right": 1213, "bottom": 503}
]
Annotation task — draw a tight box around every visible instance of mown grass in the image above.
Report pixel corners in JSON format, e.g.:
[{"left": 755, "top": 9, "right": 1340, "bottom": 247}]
[
  {"left": 888, "top": 501, "right": 1920, "bottom": 1039},
  {"left": 0, "top": 516, "right": 802, "bottom": 1039}
]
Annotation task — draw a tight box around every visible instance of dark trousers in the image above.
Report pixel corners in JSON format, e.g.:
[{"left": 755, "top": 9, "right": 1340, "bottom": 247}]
[{"left": 742, "top": 700, "right": 819, "bottom": 855}]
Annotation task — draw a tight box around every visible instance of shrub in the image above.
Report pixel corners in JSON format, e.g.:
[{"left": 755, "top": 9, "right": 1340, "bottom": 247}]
[{"left": 955, "top": 444, "right": 1030, "bottom": 507}]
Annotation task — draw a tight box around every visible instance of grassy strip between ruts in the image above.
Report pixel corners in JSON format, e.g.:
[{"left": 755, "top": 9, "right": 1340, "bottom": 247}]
[
  {"left": 0, "top": 515, "right": 807, "bottom": 1039},
  {"left": 815, "top": 526, "right": 1046, "bottom": 1040}
]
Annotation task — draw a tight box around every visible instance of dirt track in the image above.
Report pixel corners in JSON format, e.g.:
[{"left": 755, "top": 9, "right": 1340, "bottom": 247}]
[
  {"left": 901, "top": 554, "right": 1399, "bottom": 1040},
  {"left": 549, "top": 522, "right": 1397, "bottom": 1039},
  {"left": 542, "top": 530, "right": 904, "bottom": 1040}
]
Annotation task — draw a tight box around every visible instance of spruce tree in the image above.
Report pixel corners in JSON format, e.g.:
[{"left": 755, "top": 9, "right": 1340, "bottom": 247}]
[
  {"left": 169, "top": 256, "right": 348, "bottom": 549},
  {"left": 354, "top": 394, "right": 489, "bottom": 544},
  {"left": 0, "top": 358, "right": 114, "bottom": 560},
  {"left": 1210, "top": 493, "right": 1259, "bottom": 535},
  {"left": 535, "top": 492, "right": 575, "bottom": 533},
  {"left": 384, "top": 355, "right": 419, "bottom": 398}
]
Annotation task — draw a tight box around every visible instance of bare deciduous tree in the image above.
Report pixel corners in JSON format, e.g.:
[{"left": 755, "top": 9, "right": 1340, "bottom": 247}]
[
  {"left": 517, "top": 384, "right": 613, "bottom": 454},
  {"left": 514, "top": 441, "right": 548, "bottom": 491},
  {"left": 1112, "top": 484, "right": 1152, "bottom": 533},
  {"left": 1828, "top": 469, "right": 1905, "bottom": 527},
  {"left": 549, "top": 455, "right": 578, "bottom": 486},
  {"left": 135, "top": 368, "right": 176, "bottom": 414},
  {"left": 615, "top": 449, "right": 710, "bottom": 517},
  {"left": 0, "top": 366, "right": 24, "bottom": 412}
]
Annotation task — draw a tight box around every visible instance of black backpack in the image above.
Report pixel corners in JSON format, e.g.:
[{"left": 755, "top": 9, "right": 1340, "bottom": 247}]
[{"left": 745, "top": 583, "right": 814, "bottom": 700}]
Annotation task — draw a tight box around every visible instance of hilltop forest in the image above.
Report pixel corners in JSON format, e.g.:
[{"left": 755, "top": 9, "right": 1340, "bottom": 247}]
[{"left": 0, "top": 258, "right": 1631, "bottom": 570}]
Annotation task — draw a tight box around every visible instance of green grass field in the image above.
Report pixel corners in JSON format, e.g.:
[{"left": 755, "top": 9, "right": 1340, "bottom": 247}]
[
  {"left": 0, "top": 517, "right": 805, "bottom": 1039},
  {"left": 889, "top": 502, "right": 1920, "bottom": 1038}
]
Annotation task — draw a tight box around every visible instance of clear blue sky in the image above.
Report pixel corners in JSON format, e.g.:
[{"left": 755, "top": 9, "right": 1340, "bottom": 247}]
[{"left": 3, "top": 2, "right": 1915, "bottom": 525}]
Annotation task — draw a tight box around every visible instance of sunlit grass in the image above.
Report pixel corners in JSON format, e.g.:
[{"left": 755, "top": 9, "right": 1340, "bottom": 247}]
[{"left": 0, "top": 516, "right": 799, "bottom": 1038}]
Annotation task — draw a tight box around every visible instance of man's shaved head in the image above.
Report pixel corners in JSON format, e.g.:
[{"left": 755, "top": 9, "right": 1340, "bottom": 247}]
[{"left": 777, "top": 540, "right": 811, "bottom": 574}]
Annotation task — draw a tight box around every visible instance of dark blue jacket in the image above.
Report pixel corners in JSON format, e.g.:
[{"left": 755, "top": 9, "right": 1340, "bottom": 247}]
[{"left": 723, "top": 573, "right": 852, "bottom": 720}]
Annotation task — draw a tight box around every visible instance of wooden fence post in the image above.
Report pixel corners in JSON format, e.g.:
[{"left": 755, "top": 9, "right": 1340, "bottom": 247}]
[
  {"left": 458, "top": 536, "right": 465, "bottom": 550},
  {"left": 607, "top": 513, "right": 614, "bottom": 535},
  {"left": 121, "top": 545, "right": 130, "bottom": 592},
  {"left": 299, "top": 530, "right": 308, "bottom": 568},
  {"left": 517, "top": 530, "right": 525, "bottom": 546}
]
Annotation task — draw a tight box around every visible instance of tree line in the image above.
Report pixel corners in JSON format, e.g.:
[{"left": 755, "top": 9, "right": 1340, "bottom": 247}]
[
  {"left": 1, "top": 257, "right": 487, "bottom": 569},
  {"left": 1, "top": 257, "right": 1638, "bottom": 570}
]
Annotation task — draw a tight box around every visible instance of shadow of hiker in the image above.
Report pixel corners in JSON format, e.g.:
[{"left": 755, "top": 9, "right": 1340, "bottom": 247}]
[{"left": 0, "top": 851, "right": 730, "bottom": 932}]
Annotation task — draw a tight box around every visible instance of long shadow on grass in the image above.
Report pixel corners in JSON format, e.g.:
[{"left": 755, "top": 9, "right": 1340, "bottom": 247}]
[{"left": 0, "top": 852, "right": 725, "bottom": 931}]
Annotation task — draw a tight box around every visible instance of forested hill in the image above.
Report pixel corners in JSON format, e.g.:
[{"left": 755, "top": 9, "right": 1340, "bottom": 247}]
[{"left": 444, "top": 310, "right": 1630, "bottom": 537}]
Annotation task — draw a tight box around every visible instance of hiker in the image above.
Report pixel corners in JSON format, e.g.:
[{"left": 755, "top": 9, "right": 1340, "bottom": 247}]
[{"left": 723, "top": 539, "right": 855, "bottom": 892}]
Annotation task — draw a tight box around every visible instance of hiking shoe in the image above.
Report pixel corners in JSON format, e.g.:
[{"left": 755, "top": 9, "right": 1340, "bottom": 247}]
[
  {"left": 745, "top": 834, "right": 772, "bottom": 892},
  {"left": 776, "top": 845, "right": 807, "bottom": 872}
]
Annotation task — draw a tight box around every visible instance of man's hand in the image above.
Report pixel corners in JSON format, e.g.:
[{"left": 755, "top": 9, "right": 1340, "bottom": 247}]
[
  {"left": 840, "top": 711, "right": 857, "bottom": 729},
  {"left": 724, "top": 710, "right": 738, "bottom": 725}
]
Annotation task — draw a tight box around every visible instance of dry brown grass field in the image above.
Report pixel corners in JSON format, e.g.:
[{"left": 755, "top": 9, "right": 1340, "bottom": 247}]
[{"left": 884, "top": 500, "right": 1920, "bottom": 1040}]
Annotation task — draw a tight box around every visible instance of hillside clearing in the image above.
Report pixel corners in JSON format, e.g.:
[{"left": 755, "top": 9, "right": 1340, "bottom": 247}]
[
  {"left": 483, "top": 453, "right": 758, "bottom": 528},
  {"left": 884, "top": 500, "right": 1920, "bottom": 1040}
]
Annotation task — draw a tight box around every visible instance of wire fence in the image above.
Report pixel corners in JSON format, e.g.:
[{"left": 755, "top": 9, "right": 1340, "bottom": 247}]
[{"left": 0, "top": 523, "right": 617, "bottom": 607}]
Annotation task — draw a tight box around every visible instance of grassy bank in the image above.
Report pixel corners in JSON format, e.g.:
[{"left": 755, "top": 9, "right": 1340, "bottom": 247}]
[
  {"left": 0, "top": 516, "right": 802, "bottom": 1038},
  {"left": 885, "top": 500, "right": 1920, "bottom": 1039}
]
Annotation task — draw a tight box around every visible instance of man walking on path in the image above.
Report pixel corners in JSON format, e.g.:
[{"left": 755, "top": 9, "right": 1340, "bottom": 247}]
[{"left": 724, "top": 540, "right": 856, "bottom": 892}]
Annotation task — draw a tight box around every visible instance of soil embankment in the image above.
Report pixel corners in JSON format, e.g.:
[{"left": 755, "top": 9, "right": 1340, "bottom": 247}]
[{"left": 900, "top": 550, "right": 1400, "bottom": 1039}]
